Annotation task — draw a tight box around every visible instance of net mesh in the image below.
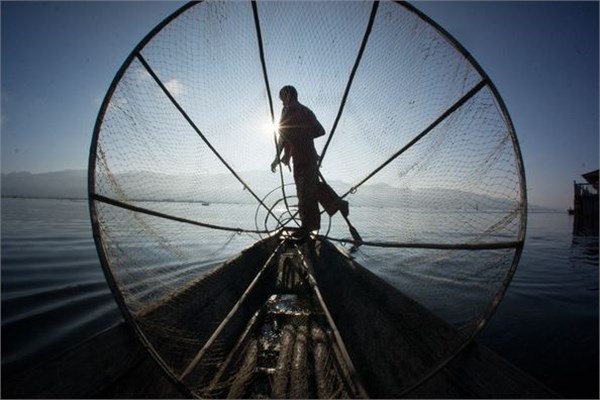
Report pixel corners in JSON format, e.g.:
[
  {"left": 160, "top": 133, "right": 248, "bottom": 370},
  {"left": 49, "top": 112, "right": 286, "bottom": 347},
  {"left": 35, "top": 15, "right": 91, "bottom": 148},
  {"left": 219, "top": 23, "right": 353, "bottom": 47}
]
[{"left": 90, "top": 1, "right": 526, "bottom": 397}]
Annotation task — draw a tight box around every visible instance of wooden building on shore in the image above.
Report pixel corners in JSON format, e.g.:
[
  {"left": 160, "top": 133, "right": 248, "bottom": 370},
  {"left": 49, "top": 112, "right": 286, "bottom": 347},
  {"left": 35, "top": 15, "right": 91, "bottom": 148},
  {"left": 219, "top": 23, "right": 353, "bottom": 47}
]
[{"left": 572, "top": 169, "right": 599, "bottom": 236}]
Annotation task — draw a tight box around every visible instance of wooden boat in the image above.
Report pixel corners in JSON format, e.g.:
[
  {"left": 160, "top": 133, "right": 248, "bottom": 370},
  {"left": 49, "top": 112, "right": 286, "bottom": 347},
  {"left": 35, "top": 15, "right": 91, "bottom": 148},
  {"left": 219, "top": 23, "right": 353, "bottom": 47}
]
[
  {"left": 118, "top": 232, "right": 459, "bottom": 397},
  {"left": 85, "top": 230, "right": 549, "bottom": 398},
  {"left": 2, "top": 231, "right": 559, "bottom": 399}
]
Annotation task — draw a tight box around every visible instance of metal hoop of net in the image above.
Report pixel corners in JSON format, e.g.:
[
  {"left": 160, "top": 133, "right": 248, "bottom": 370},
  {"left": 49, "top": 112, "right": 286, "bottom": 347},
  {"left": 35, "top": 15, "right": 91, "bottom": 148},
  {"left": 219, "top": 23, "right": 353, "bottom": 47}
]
[{"left": 89, "top": 1, "right": 527, "bottom": 397}]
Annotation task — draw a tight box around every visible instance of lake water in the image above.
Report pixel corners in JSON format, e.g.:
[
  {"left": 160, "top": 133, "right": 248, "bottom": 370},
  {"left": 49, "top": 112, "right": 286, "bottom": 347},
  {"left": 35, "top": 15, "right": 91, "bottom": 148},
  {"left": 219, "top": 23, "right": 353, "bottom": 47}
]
[{"left": 1, "top": 197, "right": 598, "bottom": 398}]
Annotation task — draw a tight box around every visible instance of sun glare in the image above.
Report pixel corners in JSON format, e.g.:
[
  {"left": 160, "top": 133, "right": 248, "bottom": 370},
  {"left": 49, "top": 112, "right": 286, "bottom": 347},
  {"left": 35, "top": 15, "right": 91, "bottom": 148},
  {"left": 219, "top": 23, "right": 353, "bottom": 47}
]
[{"left": 261, "top": 120, "right": 279, "bottom": 136}]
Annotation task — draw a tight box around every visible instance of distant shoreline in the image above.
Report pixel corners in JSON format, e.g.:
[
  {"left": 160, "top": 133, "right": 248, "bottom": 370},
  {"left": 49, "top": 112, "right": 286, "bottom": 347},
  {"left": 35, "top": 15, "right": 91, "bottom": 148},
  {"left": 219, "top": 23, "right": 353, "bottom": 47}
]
[
  {"left": 1, "top": 195, "right": 87, "bottom": 201},
  {"left": 1, "top": 195, "right": 211, "bottom": 204},
  {"left": 1, "top": 195, "right": 566, "bottom": 214}
]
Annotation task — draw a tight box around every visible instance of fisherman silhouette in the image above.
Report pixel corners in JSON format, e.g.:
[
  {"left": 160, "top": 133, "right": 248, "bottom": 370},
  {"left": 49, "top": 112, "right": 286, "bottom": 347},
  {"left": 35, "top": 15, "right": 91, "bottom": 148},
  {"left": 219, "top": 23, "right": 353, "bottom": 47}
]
[{"left": 271, "top": 85, "right": 362, "bottom": 247}]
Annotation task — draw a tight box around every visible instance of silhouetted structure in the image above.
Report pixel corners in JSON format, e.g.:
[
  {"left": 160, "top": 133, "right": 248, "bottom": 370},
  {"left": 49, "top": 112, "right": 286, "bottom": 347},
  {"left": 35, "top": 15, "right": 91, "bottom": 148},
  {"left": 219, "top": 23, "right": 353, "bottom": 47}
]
[{"left": 572, "top": 169, "right": 599, "bottom": 236}]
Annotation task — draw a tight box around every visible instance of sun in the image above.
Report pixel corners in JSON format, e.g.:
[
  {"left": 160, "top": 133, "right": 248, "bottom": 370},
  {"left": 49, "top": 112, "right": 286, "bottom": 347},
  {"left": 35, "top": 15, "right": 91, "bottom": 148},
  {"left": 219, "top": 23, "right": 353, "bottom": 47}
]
[{"left": 261, "top": 119, "right": 279, "bottom": 136}]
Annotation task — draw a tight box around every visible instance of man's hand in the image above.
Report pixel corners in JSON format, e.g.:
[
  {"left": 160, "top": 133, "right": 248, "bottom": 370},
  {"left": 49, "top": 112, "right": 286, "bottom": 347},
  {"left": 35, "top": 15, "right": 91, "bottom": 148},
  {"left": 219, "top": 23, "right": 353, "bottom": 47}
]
[{"left": 270, "top": 159, "right": 279, "bottom": 173}]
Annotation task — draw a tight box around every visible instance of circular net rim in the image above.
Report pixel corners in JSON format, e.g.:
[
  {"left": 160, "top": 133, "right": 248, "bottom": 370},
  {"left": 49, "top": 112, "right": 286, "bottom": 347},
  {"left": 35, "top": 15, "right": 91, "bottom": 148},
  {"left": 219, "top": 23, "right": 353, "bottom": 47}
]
[{"left": 88, "top": 1, "right": 527, "bottom": 397}]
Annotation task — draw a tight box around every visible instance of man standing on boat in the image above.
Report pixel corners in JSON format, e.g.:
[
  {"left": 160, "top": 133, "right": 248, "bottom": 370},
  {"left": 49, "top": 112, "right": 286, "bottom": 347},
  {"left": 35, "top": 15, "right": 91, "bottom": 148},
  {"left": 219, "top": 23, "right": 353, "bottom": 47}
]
[{"left": 271, "top": 85, "right": 360, "bottom": 245}]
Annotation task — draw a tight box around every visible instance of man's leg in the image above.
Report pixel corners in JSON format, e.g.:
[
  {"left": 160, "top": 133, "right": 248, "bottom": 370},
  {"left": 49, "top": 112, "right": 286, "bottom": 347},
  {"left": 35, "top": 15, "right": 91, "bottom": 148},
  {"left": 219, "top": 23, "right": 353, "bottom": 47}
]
[
  {"left": 294, "top": 165, "right": 320, "bottom": 233},
  {"left": 317, "top": 175, "right": 361, "bottom": 251},
  {"left": 317, "top": 180, "right": 349, "bottom": 217}
]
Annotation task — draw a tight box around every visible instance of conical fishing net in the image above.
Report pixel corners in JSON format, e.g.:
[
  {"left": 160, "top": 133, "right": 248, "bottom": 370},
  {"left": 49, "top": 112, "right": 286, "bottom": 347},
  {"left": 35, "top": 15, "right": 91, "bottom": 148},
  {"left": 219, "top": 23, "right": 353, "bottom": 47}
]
[{"left": 89, "top": 1, "right": 526, "bottom": 398}]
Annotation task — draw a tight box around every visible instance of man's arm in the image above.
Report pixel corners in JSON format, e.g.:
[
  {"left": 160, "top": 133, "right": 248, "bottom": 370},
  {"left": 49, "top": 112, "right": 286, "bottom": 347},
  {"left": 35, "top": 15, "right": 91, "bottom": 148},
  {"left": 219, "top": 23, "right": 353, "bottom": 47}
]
[
  {"left": 271, "top": 107, "right": 293, "bottom": 172},
  {"left": 271, "top": 137, "right": 284, "bottom": 172},
  {"left": 271, "top": 136, "right": 291, "bottom": 173},
  {"left": 309, "top": 109, "right": 325, "bottom": 138}
]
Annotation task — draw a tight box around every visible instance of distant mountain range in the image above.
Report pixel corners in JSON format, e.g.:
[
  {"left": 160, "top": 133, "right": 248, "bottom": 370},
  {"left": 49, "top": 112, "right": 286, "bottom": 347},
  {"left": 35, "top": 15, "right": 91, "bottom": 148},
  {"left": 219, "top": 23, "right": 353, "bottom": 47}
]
[
  {"left": 1, "top": 169, "right": 556, "bottom": 212},
  {"left": 1, "top": 170, "right": 88, "bottom": 199}
]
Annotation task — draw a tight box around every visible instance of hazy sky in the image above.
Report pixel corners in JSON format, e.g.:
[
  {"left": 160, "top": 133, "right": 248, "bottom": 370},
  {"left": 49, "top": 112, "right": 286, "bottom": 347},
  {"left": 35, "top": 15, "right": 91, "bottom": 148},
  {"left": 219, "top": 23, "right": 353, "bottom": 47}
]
[{"left": 1, "top": 1, "right": 598, "bottom": 210}]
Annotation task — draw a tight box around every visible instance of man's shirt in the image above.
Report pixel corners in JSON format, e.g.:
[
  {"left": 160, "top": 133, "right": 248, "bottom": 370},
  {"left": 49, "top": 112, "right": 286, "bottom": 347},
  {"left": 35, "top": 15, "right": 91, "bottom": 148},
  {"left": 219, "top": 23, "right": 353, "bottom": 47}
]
[{"left": 279, "top": 101, "right": 325, "bottom": 167}]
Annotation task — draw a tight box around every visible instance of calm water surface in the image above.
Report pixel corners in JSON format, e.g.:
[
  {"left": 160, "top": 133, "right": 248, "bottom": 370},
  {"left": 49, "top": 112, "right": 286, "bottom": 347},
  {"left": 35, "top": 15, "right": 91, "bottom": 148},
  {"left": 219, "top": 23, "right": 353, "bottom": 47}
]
[
  {"left": 479, "top": 212, "right": 599, "bottom": 398},
  {"left": 1, "top": 198, "right": 122, "bottom": 376},
  {"left": 1, "top": 198, "right": 598, "bottom": 398}
]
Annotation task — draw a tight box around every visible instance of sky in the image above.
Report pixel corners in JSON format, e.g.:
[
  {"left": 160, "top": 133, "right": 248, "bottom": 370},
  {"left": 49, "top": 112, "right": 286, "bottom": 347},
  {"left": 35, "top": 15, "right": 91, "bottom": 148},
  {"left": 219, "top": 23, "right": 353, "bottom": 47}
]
[{"left": 1, "top": 1, "right": 598, "bottom": 210}]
